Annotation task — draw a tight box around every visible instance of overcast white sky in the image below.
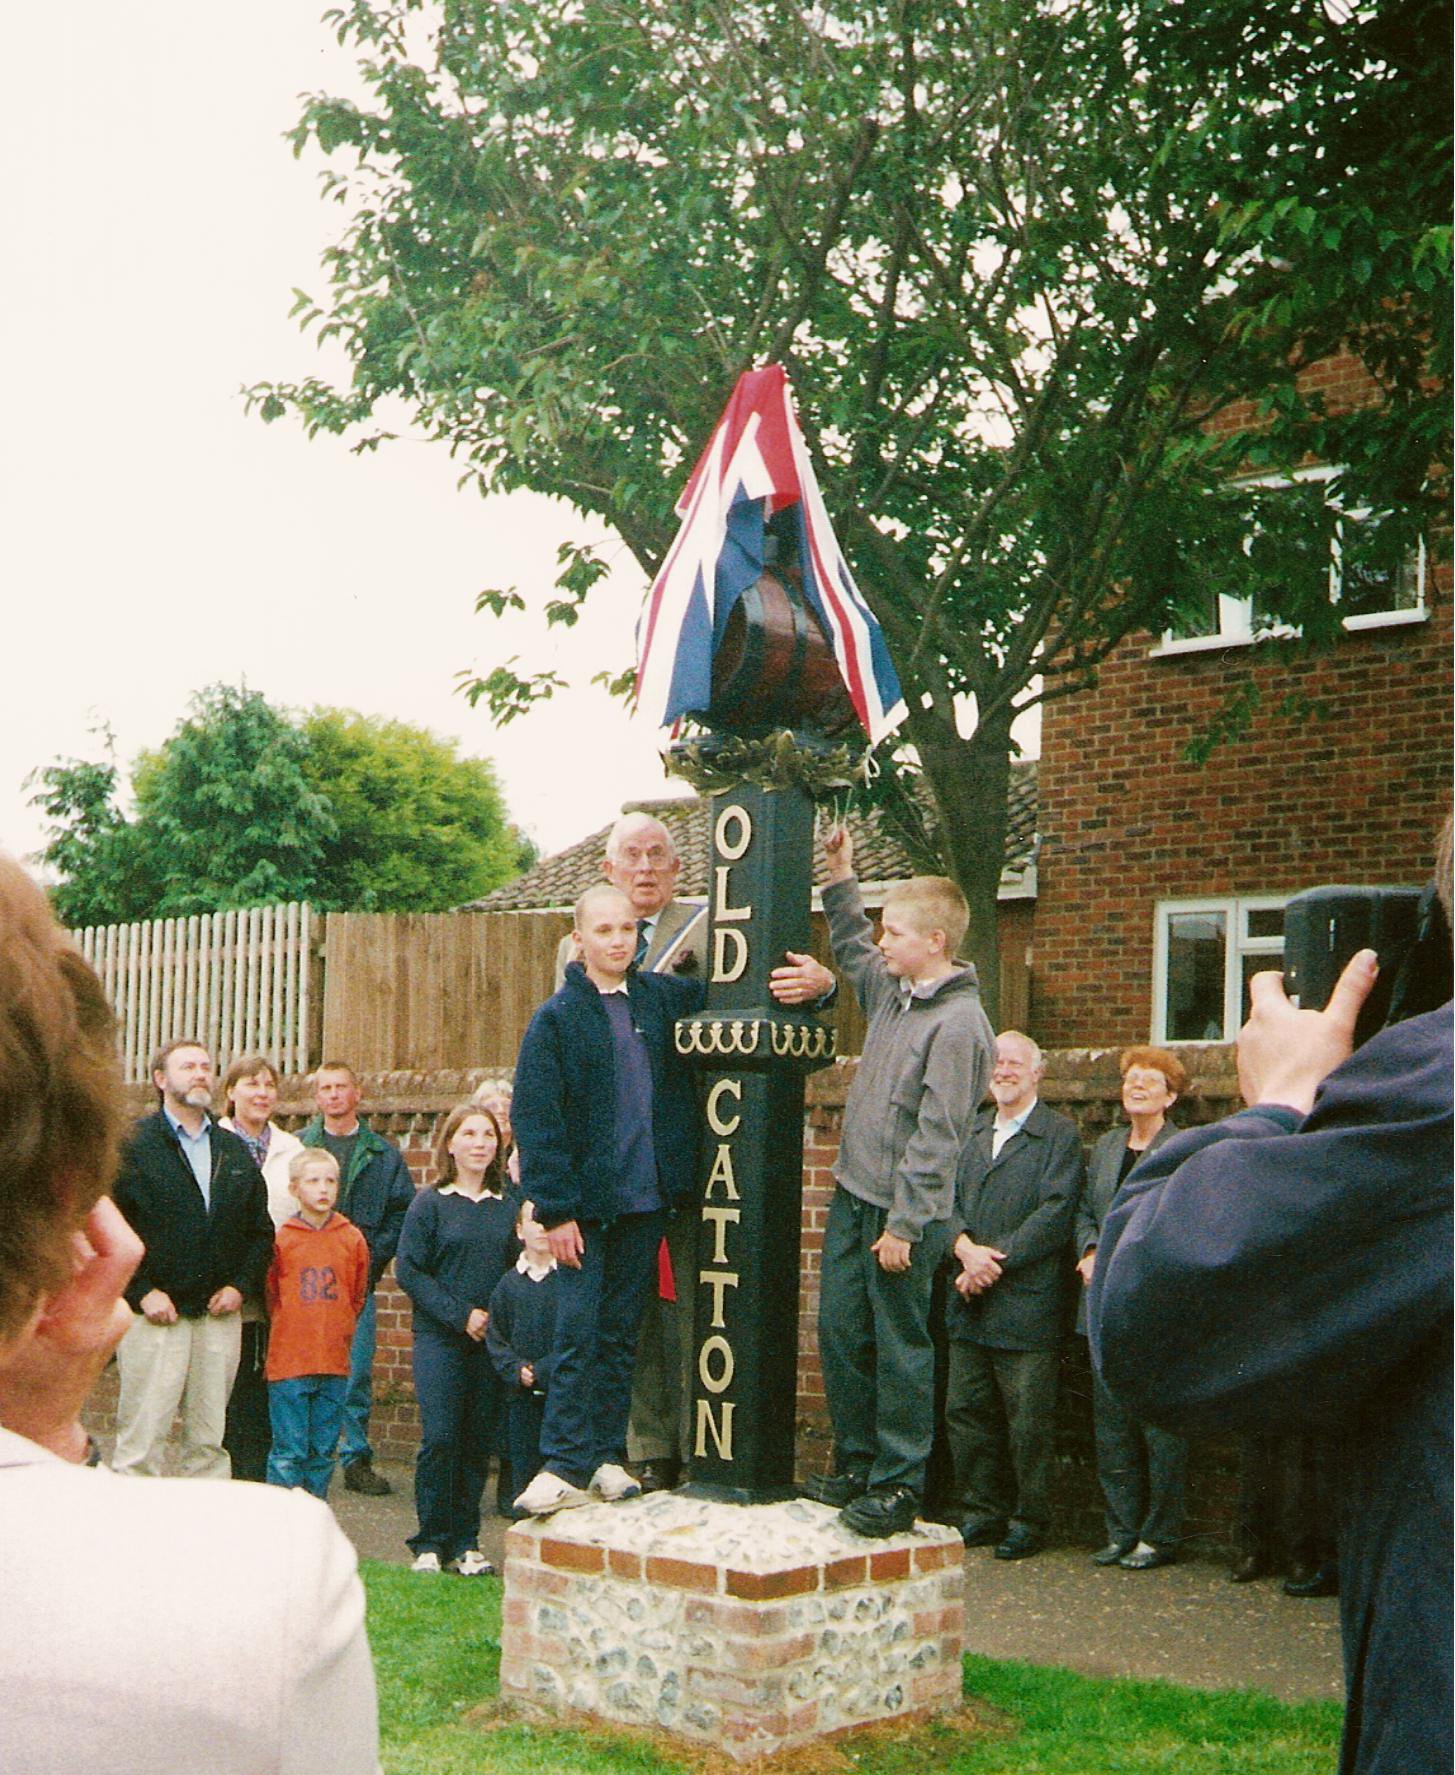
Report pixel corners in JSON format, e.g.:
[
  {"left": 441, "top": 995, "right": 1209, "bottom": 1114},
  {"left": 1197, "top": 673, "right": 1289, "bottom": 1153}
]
[
  {"left": 1, "top": 2, "right": 690, "bottom": 871},
  {"left": 3, "top": 5, "right": 1036, "bottom": 880}
]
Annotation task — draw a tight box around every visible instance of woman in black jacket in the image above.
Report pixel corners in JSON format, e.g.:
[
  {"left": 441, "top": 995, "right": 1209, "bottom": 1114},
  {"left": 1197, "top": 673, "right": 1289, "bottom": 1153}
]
[{"left": 1075, "top": 1046, "right": 1189, "bottom": 1570}]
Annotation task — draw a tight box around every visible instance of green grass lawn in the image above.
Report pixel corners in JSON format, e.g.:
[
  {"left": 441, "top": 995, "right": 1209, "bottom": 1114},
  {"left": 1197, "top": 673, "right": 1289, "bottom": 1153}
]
[{"left": 361, "top": 1561, "right": 1343, "bottom": 1775}]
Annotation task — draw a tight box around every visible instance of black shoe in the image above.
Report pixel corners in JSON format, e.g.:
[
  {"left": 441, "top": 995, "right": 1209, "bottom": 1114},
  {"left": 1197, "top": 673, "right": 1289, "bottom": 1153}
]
[
  {"left": 635, "top": 1459, "right": 681, "bottom": 1495},
  {"left": 840, "top": 1486, "right": 920, "bottom": 1538},
  {"left": 959, "top": 1517, "right": 1008, "bottom": 1548},
  {"left": 802, "top": 1470, "right": 869, "bottom": 1507},
  {"left": 1283, "top": 1563, "right": 1339, "bottom": 1598},
  {"left": 1092, "top": 1541, "right": 1135, "bottom": 1566},
  {"left": 343, "top": 1460, "right": 391, "bottom": 1497},
  {"left": 1229, "top": 1552, "right": 1267, "bottom": 1583},
  {"left": 993, "top": 1526, "right": 1044, "bottom": 1561},
  {"left": 1119, "top": 1544, "right": 1176, "bottom": 1570}
]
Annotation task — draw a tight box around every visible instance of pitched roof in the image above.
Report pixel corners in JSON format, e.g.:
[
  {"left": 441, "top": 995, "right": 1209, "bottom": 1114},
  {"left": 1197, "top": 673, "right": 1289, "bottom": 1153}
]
[{"left": 467, "top": 761, "right": 1038, "bottom": 911}]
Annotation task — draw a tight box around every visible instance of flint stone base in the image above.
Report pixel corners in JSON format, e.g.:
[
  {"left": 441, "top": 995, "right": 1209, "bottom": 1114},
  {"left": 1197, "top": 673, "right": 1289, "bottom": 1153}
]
[{"left": 499, "top": 1492, "right": 965, "bottom": 1761}]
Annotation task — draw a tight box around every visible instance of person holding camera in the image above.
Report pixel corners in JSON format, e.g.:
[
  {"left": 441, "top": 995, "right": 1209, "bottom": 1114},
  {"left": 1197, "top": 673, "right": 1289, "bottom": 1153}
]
[{"left": 1090, "top": 849, "right": 1452, "bottom": 1775}]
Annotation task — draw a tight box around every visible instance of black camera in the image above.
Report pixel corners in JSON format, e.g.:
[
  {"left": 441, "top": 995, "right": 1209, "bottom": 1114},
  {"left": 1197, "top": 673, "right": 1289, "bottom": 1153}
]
[{"left": 1282, "top": 883, "right": 1450, "bottom": 1048}]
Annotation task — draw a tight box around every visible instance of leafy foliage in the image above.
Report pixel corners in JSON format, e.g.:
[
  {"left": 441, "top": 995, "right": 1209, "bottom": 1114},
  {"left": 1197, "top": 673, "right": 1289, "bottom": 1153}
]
[
  {"left": 250, "top": 0, "right": 1449, "bottom": 1010},
  {"left": 30, "top": 686, "right": 531, "bottom": 924}
]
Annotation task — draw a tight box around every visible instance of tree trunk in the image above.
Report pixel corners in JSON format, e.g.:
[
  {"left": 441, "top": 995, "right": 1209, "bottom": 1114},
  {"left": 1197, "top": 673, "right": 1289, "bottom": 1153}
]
[{"left": 907, "top": 704, "right": 1014, "bottom": 1028}]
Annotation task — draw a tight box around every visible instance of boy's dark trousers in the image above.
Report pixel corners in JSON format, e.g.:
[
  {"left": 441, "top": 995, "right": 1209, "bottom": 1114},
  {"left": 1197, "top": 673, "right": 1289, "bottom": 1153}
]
[
  {"left": 817, "top": 1186, "right": 951, "bottom": 1495},
  {"left": 506, "top": 1391, "right": 547, "bottom": 1493},
  {"left": 409, "top": 1325, "right": 501, "bottom": 1562},
  {"left": 539, "top": 1209, "right": 665, "bottom": 1487}
]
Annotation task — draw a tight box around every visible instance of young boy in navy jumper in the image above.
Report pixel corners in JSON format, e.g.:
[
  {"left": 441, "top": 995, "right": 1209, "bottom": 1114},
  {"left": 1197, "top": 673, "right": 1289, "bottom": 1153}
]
[
  {"left": 511, "top": 885, "right": 705, "bottom": 1515},
  {"left": 486, "top": 1199, "right": 560, "bottom": 1503}
]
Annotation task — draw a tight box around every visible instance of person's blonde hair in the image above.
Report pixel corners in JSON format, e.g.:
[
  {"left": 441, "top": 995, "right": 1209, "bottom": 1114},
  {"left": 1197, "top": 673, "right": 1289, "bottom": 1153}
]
[
  {"left": 883, "top": 876, "right": 970, "bottom": 955},
  {"left": 289, "top": 1146, "right": 339, "bottom": 1186},
  {"left": 0, "top": 858, "right": 125, "bottom": 1340}
]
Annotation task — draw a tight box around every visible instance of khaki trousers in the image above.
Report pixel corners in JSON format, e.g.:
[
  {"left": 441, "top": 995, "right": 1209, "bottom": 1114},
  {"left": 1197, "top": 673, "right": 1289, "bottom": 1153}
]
[{"left": 113, "top": 1311, "right": 242, "bottom": 1478}]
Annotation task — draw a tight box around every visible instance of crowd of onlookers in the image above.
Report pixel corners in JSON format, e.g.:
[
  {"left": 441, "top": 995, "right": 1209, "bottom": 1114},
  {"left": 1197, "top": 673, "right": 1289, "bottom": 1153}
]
[{"left": 96, "top": 810, "right": 1336, "bottom": 1594}]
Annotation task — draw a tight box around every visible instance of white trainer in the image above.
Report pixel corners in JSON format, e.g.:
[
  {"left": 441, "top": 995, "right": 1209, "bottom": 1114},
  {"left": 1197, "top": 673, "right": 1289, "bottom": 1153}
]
[
  {"left": 410, "top": 1551, "right": 442, "bottom": 1574},
  {"left": 514, "top": 1470, "right": 593, "bottom": 1516},
  {"left": 447, "top": 1549, "right": 496, "bottom": 1576},
  {"left": 590, "top": 1463, "right": 643, "bottom": 1502}
]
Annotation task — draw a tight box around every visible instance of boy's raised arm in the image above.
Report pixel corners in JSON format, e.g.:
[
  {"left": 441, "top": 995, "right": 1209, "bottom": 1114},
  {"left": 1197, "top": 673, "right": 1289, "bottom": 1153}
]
[{"left": 819, "top": 826, "right": 894, "bottom": 1016}]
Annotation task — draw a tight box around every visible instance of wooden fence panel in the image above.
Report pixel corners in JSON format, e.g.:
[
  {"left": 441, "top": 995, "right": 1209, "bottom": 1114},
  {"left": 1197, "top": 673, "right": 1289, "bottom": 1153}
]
[
  {"left": 74, "top": 904, "right": 315, "bottom": 1082},
  {"left": 320, "top": 909, "right": 574, "bottom": 1072}
]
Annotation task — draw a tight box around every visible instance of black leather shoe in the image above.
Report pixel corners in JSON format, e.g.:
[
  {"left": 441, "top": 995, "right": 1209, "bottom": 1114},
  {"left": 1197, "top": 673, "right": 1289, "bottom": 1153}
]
[
  {"left": 959, "top": 1517, "right": 1008, "bottom": 1548},
  {"left": 635, "top": 1459, "right": 681, "bottom": 1495},
  {"left": 802, "top": 1470, "right": 868, "bottom": 1507},
  {"left": 841, "top": 1486, "right": 920, "bottom": 1538},
  {"left": 343, "top": 1460, "right": 391, "bottom": 1497},
  {"left": 1119, "top": 1544, "right": 1176, "bottom": 1570},
  {"left": 993, "top": 1526, "right": 1044, "bottom": 1561},
  {"left": 1283, "top": 1563, "right": 1339, "bottom": 1598},
  {"left": 1229, "top": 1552, "right": 1267, "bottom": 1583},
  {"left": 1092, "top": 1541, "right": 1135, "bottom": 1566}
]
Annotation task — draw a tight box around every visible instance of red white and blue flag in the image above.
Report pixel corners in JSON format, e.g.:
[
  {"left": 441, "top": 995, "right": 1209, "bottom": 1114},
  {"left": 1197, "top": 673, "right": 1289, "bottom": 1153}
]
[{"left": 634, "top": 364, "right": 905, "bottom": 745}]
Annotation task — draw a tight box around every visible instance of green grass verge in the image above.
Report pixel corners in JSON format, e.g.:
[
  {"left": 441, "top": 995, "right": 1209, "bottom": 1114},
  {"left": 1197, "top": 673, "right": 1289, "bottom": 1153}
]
[{"left": 361, "top": 1561, "right": 1342, "bottom": 1775}]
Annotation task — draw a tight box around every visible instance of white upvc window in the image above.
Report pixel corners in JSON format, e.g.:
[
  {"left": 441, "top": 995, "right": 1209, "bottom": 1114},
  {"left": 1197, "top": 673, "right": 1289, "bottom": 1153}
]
[
  {"left": 1154, "top": 465, "right": 1427, "bottom": 655},
  {"left": 1151, "top": 895, "right": 1288, "bottom": 1043}
]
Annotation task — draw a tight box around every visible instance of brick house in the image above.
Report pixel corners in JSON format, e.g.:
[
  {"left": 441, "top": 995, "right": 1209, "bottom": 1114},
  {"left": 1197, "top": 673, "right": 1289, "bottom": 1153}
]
[{"left": 1032, "top": 348, "right": 1451, "bottom": 1048}]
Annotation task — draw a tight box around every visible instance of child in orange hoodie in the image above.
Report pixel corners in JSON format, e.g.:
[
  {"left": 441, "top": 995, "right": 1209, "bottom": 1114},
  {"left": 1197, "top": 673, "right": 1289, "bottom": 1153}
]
[{"left": 265, "top": 1148, "right": 370, "bottom": 1497}]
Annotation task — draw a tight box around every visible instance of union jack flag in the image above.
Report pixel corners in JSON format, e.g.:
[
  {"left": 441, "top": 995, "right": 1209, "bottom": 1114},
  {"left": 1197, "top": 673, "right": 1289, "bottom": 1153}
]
[{"left": 634, "top": 364, "right": 905, "bottom": 745}]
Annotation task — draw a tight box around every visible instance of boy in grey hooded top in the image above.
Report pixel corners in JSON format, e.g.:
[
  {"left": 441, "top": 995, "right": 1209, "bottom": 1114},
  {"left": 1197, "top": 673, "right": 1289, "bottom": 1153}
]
[{"left": 795, "top": 826, "right": 994, "bottom": 1536}]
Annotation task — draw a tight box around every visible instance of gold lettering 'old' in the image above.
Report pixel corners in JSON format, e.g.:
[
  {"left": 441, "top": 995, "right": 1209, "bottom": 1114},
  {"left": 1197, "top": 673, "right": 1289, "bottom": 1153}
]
[
  {"left": 714, "top": 805, "right": 752, "bottom": 860},
  {"left": 698, "top": 1269, "right": 739, "bottom": 1329},
  {"left": 703, "top": 1141, "right": 741, "bottom": 1202},
  {"left": 712, "top": 926, "right": 748, "bottom": 984},
  {"left": 702, "top": 1205, "right": 741, "bottom": 1264},
  {"left": 695, "top": 1398, "right": 735, "bottom": 1460},
  {"left": 713, "top": 865, "right": 751, "bottom": 922},
  {"left": 706, "top": 1077, "right": 742, "bottom": 1137}
]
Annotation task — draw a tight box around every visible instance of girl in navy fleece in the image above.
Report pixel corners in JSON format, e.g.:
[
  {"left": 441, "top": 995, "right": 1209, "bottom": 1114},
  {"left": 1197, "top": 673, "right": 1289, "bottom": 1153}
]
[{"left": 395, "top": 1105, "right": 518, "bottom": 1573}]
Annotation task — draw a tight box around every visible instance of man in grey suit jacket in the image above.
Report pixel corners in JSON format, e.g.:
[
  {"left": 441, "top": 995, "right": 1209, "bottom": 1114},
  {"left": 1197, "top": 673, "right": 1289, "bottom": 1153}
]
[
  {"left": 554, "top": 812, "right": 707, "bottom": 1492},
  {"left": 945, "top": 1030, "right": 1085, "bottom": 1559}
]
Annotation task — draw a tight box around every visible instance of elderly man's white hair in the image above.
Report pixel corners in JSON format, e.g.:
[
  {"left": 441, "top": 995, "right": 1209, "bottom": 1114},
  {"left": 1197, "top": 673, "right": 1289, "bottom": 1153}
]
[
  {"left": 997, "top": 1029, "right": 1044, "bottom": 1072},
  {"left": 605, "top": 812, "right": 678, "bottom": 862}
]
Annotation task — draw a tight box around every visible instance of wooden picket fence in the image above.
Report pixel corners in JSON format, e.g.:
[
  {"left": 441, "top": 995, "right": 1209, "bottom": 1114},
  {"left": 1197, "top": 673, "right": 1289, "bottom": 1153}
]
[{"left": 73, "top": 903, "right": 317, "bottom": 1084}]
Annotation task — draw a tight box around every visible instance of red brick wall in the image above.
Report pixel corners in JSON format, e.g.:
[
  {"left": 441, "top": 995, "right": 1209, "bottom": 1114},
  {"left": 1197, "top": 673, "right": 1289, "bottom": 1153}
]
[{"left": 1032, "top": 593, "right": 1451, "bottom": 1048}]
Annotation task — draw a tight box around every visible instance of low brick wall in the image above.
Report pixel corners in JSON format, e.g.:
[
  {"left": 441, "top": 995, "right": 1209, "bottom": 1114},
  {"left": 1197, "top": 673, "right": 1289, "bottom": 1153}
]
[{"left": 94, "top": 1052, "right": 1252, "bottom": 1551}]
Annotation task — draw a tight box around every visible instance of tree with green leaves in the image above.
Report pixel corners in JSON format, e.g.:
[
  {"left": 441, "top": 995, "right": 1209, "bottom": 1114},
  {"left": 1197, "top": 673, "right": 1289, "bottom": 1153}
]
[
  {"left": 30, "top": 685, "right": 531, "bottom": 924},
  {"left": 251, "top": 0, "right": 1449, "bottom": 1016}
]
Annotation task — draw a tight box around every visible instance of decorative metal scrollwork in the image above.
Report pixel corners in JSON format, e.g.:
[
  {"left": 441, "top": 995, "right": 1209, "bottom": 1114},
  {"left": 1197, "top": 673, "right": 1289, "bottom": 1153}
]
[{"left": 676, "top": 1015, "right": 835, "bottom": 1066}]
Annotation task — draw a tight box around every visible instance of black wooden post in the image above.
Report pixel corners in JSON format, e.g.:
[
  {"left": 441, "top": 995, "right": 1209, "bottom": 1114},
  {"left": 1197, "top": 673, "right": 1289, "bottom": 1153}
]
[{"left": 675, "top": 780, "right": 834, "bottom": 1504}]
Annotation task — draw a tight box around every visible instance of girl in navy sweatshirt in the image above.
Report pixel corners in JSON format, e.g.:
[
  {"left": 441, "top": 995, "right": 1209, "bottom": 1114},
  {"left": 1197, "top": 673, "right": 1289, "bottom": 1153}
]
[{"left": 395, "top": 1105, "right": 518, "bottom": 1574}]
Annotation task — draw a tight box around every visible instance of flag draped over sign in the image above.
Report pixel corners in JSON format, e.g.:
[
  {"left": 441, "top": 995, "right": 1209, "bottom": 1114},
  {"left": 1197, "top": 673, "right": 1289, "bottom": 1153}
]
[{"left": 634, "top": 364, "right": 905, "bottom": 745}]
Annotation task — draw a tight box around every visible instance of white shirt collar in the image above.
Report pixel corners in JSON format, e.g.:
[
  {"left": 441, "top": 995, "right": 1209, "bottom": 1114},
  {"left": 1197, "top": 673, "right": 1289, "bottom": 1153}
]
[
  {"left": 516, "top": 1252, "right": 557, "bottom": 1279},
  {"left": 437, "top": 1183, "right": 504, "bottom": 1200},
  {"left": 993, "top": 1098, "right": 1038, "bottom": 1133}
]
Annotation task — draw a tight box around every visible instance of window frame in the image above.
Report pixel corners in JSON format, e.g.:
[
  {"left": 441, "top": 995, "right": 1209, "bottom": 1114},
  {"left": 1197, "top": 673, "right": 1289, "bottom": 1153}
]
[
  {"left": 1151, "top": 893, "right": 1290, "bottom": 1044},
  {"left": 1151, "top": 464, "right": 1428, "bottom": 657}
]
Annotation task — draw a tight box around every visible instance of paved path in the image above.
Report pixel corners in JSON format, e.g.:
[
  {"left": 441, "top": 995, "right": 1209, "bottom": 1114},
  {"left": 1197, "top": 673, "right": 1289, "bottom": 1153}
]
[{"left": 332, "top": 1459, "right": 1342, "bottom": 1705}]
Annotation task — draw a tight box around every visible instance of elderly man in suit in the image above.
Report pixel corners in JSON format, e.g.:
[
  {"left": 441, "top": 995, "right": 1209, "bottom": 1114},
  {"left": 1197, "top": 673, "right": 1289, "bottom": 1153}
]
[
  {"left": 945, "top": 1029, "right": 1085, "bottom": 1560},
  {"left": 555, "top": 812, "right": 707, "bottom": 1492}
]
